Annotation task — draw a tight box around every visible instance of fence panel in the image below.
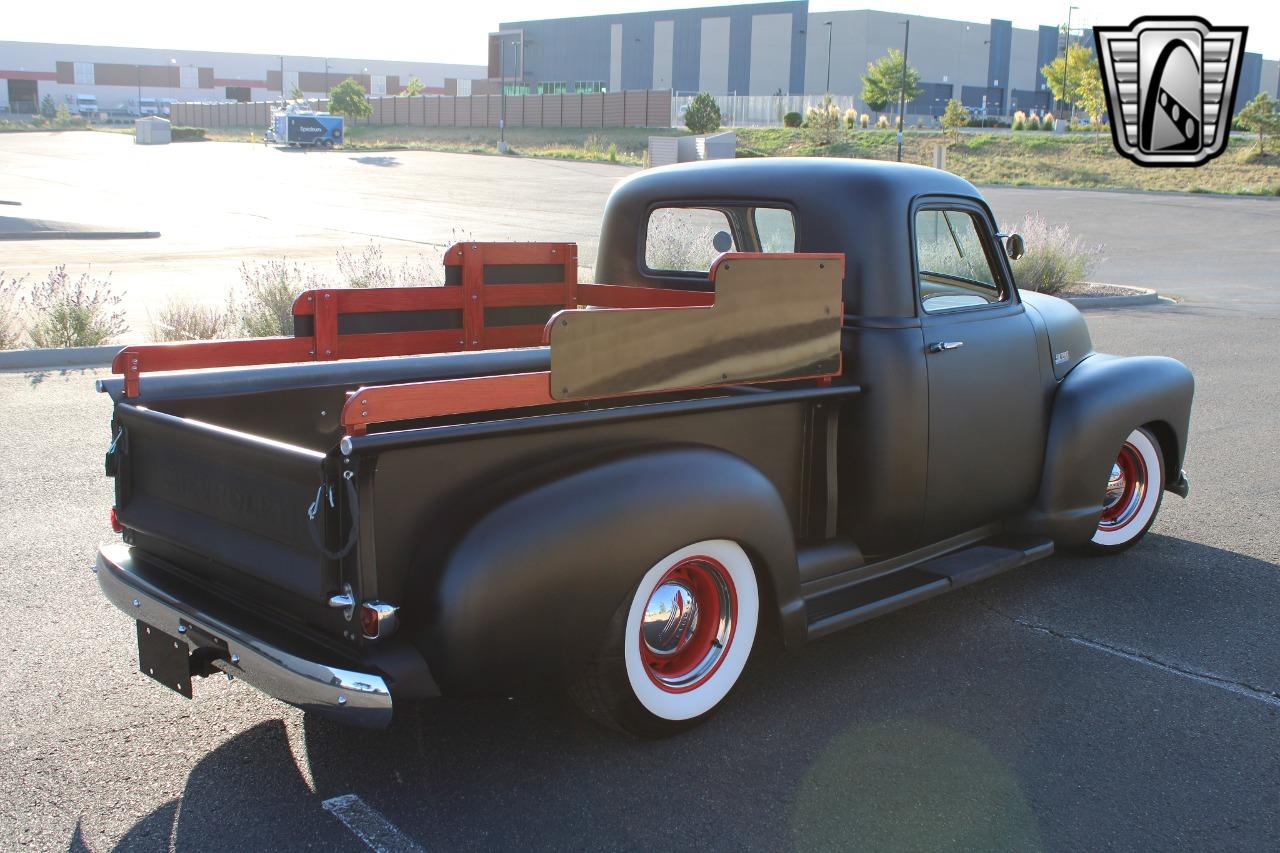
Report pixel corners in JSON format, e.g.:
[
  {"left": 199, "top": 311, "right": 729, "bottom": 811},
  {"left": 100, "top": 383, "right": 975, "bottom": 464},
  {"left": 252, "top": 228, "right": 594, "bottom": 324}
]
[
  {"left": 623, "top": 91, "right": 648, "bottom": 127},
  {"left": 542, "top": 95, "right": 562, "bottom": 128},
  {"left": 524, "top": 93, "right": 542, "bottom": 126},
  {"left": 561, "top": 93, "right": 582, "bottom": 128},
  {"left": 505, "top": 95, "right": 524, "bottom": 127},
  {"left": 582, "top": 93, "right": 604, "bottom": 127},
  {"left": 603, "top": 92, "right": 625, "bottom": 126}
]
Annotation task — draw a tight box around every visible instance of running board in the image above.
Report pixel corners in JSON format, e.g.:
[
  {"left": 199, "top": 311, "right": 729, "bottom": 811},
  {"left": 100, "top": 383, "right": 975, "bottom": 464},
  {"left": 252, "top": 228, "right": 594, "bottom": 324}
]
[{"left": 804, "top": 537, "right": 1053, "bottom": 640}]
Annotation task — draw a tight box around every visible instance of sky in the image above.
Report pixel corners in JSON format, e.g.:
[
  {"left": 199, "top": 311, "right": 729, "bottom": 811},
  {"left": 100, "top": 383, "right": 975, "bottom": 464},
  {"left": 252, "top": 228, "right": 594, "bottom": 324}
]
[{"left": 5, "top": 0, "right": 1277, "bottom": 65}]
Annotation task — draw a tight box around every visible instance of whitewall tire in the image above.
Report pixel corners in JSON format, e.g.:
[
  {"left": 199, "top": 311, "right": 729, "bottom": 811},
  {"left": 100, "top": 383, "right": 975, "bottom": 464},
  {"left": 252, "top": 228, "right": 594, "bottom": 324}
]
[
  {"left": 570, "top": 539, "right": 759, "bottom": 737},
  {"left": 1088, "top": 427, "right": 1165, "bottom": 552}
]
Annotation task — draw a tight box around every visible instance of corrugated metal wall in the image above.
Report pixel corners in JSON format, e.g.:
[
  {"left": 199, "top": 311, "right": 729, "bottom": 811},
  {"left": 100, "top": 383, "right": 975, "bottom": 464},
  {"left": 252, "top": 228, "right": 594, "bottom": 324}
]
[{"left": 169, "top": 91, "right": 673, "bottom": 129}]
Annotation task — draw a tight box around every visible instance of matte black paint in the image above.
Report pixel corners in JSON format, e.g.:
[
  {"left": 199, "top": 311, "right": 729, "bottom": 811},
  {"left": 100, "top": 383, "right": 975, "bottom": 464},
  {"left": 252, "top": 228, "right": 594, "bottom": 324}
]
[
  {"left": 421, "top": 447, "right": 803, "bottom": 692},
  {"left": 1020, "top": 353, "right": 1194, "bottom": 544},
  {"left": 94, "top": 158, "right": 1195, "bottom": 716}
]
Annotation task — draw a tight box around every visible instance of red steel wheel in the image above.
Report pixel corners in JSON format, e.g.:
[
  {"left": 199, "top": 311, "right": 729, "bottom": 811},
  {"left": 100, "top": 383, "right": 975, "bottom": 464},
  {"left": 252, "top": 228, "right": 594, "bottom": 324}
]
[
  {"left": 570, "top": 539, "right": 759, "bottom": 737},
  {"left": 1089, "top": 427, "right": 1165, "bottom": 552}
]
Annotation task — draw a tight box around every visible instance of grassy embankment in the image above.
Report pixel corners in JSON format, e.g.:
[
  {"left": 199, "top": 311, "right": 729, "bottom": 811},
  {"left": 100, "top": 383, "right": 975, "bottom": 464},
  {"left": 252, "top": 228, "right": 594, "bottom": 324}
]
[
  {"left": 8, "top": 115, "right": 1277, "bottom": 194},
  {"left": 735, "top": 127, "right": 1280, "bottom": 196}
]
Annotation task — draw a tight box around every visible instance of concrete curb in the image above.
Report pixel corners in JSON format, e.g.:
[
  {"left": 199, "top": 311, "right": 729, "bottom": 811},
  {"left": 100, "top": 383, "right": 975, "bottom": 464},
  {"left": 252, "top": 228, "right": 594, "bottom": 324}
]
[
  {"left": 0, "top": 230, "right": 160, "bottom": 241},
  {"left": 0, "top": 345, "right": 119, "bottom": 370},
  {"left": 1062, "top": 283, "right": 1159, "bottom": 309}
]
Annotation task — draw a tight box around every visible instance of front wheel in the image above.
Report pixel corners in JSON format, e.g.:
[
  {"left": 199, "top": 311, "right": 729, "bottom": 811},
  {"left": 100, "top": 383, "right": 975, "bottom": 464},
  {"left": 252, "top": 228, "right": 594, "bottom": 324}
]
[
  {"left": 1085, "top": 427, "right": 1165, "bottom": 553},
  {"left": 570, "top": 539, "right": 759, "bottom": 738}
]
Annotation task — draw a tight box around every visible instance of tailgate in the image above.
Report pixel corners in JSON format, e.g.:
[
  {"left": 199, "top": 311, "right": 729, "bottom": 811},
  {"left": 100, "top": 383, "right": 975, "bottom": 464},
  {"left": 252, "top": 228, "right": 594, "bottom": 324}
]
[{"left": 111, "top": 403, "right": 338, "bottom": 605}]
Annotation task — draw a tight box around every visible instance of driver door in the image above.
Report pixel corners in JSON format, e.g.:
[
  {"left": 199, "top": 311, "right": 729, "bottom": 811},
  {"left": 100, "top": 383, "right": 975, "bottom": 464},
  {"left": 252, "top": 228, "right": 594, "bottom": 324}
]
[{"left": 914, "top": 203, "right": 1045, "bottom": 542}]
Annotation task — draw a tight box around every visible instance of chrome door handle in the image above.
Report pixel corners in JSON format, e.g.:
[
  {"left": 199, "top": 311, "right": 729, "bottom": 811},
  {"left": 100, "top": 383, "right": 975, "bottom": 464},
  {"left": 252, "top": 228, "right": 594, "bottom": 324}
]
[{"left": 927, "top": 341, "right": 965, "bottom": 353}]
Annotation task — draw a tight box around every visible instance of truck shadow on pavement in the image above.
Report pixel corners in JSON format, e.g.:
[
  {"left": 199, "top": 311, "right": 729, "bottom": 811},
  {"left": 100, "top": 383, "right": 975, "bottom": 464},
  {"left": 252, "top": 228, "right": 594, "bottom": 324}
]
[{"left": 94, "top": 533, "right": 1279, "bottom": 851}]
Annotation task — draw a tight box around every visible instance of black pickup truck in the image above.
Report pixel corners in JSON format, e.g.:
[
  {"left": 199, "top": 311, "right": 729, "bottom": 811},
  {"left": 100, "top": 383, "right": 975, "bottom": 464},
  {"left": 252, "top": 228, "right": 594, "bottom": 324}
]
[{"left": 94, "top": 159, "right": 1193, "bottom": 737}]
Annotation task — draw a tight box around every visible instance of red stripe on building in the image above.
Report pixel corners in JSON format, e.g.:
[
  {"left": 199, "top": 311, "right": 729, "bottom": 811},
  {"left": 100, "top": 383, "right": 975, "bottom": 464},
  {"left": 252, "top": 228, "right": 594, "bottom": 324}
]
[{"left": 0, "top": 70, "right": 58, "bottom": 81}]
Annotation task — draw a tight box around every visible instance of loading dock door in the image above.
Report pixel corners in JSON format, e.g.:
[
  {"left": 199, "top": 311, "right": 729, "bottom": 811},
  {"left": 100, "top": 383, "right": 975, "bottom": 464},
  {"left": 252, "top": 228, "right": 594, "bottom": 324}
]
[
  {"left": 226, "top": 86, "right": 250, "bottom": 102},
  {"left": 7, "top": 80, "right": 38, "bottom": 113}
]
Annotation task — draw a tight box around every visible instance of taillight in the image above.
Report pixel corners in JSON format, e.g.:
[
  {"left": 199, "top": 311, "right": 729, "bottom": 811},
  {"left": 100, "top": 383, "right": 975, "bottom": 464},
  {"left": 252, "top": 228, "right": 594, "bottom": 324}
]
[
  {"left": 361, "top": 601, "right": 399, "bottom": 641},
  {"left": 110, "top": 507, "right": 123, "bottom": 533}
]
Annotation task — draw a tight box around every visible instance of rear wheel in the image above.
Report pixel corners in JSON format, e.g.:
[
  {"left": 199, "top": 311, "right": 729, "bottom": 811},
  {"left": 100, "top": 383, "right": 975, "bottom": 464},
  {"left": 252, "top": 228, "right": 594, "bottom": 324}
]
[
  {"left": 1086, "top": 427, "right": 1165, "bottom": 553},
  {"left": 570, "top": 539, "right": 759, "bottom": 738}
]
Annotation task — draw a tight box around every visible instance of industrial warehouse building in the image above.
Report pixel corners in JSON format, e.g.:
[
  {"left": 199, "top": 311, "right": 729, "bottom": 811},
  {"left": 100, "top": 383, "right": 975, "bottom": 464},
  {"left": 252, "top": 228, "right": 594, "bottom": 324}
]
[
  {"left": 0, "top": 41, "right": 485, "bottom": 115},
  {"left": 493, "top": 2, "right": 1279, "bottom": 117}
]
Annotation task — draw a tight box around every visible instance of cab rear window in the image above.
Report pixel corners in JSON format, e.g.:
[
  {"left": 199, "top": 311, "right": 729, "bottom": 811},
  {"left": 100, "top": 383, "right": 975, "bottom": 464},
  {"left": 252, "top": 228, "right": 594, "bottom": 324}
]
[{"left": 643, "top": 205, "right": 796, "bottom": 275}]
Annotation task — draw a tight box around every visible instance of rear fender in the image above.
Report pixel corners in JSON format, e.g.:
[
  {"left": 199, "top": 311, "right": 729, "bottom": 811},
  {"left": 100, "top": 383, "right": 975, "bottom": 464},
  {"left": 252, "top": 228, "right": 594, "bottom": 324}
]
[
  {"left": 1022, "top": 353, "right": 1193, "bottom": 545},
  {"left": 421, "top": 446, "right": 802, "bottom": 693}
]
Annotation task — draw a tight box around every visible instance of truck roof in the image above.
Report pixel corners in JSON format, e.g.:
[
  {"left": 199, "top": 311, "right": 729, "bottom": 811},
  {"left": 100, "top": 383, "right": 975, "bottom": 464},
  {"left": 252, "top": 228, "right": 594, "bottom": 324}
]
[{"left": 595, "top": 158, "right": 991, "bottom": 317}]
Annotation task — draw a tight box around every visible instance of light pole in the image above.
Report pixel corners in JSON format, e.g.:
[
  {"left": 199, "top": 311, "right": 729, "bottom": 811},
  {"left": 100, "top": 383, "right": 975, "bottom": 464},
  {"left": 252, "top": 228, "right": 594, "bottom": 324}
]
[
  {"left": 279, "top": 56, "right": 285, "bottom": 102},
  {"left": 498, "top": 35, "right": 508, "bottom": 152},
  {"left": 896, "top": 19, "right": 910, "bottom": 162},
  {"left": 1060, "top": 5, "right": 1078, "bottom": 123},
  {"left": 135, "top": 65, "right": 142, "bottom": 115},
  {"left": 823, "top": 21, "right": 833, "bottom": 93},
  {"left": 324, "top": 59, "right": 331, "bottom": 95}
]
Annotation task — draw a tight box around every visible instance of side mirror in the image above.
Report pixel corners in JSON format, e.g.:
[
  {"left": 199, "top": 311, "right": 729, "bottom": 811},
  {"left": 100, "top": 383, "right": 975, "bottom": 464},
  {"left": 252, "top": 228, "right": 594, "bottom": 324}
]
[{"left": 1004, "top": 232, "right": 1026, "bottom": 261}]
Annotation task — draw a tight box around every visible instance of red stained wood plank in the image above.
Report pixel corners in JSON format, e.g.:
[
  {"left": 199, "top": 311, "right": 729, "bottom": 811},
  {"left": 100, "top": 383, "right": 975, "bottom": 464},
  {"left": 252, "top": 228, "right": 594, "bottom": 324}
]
[
  {"left": 334, "top": 330, "right": 466, "bottom": 359},
  {"left": 578, "top": 283, "right": 714, "bottom": 309},
  {"left": 481, "top": 284, "right": 569, "bottom": 306},
  {"left": 343, "top": 371, "right": 555, "bottom": 431},
  {"left": 293, "top": 287, "right": 464, "bottom": 315}
]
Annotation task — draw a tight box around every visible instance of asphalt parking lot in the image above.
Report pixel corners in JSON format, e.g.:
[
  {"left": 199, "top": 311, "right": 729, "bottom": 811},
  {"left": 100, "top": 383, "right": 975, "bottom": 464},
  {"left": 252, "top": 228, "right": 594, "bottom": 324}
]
[{"left": 1, "top": 134, "right": 1278, "bottom": 851}]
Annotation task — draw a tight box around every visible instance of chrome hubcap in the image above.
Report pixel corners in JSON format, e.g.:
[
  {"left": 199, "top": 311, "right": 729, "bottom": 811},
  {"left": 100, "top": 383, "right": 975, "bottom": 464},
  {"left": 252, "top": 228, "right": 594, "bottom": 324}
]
[
  {"left": 1099, "top": 444, "right": 1147, "bottom": 531},
  {"left": 1104, "top": 463, "right": 1127, "bottom": 511},
  {"left": 642, "top": 581, "right": 699, "bottom": 656},
  {"left": 638, "top": 558, "right": 737, "bottom": 691}
]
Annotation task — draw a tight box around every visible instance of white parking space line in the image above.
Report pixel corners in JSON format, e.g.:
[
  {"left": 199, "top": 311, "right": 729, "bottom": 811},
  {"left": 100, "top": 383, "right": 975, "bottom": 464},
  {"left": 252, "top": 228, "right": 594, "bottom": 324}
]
[{"left": 322, "top": 794, "right": 425, "bottom": 853}]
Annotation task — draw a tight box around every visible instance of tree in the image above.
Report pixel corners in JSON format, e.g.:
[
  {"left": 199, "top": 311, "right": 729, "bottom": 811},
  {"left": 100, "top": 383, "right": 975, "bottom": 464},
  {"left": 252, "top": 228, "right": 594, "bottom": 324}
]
[
  {"left": 1041, "top": 44, "right": 1106, "bottom": 123},
  {"left": 1237, "top": 93, "right": 1280, "bottom": 153},
  {"left": 684, "top": 92, "right": 722, "bottom": 134},
  {"left": 290, "top": 85, "right": 305, "bottom": 101},
  {"left": 328, "top": 77, "right": 372, "bottom": 120},
  {"left": 860, "top": 49, "right": 921, "bottom": 115},
  {"left": 805, "top": 94, "right": 841, "bottom": 145},
  {"left": 39, "top": 94, "right": 56, "bottom": 118},
  {"left": 404, "top": 76, "right": 426, "bottom": 96},
  {"left": 941, "top": 99, "right": 968, "bottom": 134}
]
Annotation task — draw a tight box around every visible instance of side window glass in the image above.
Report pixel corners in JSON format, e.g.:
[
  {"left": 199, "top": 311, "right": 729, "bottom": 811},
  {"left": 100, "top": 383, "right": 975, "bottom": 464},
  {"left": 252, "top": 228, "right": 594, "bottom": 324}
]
[
  {"left": 645, "top": 207, "right": 736, "bottom": 274},
  {"left": 754, "top": 207, "right": 796, "bottom": 254},
  {"left": 915, "top": 209, "right": 1005, "bottom": 313}
]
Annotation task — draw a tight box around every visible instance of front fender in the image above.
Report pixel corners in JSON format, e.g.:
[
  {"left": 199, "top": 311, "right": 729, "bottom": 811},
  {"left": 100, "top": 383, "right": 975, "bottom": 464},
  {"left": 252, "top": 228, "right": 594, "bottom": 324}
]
[
  {"left": 422, "top": 446, "right": 801, "bottom": 694},
  {"left": 1022, "top": 353, "right": 1193, "bottom": 545}
]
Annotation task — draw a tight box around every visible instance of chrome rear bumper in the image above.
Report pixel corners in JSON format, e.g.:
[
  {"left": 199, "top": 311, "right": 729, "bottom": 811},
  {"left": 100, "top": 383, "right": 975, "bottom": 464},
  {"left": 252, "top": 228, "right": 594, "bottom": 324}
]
[{"left": 95, "top": 543, "right": 393, "bottom": 728}]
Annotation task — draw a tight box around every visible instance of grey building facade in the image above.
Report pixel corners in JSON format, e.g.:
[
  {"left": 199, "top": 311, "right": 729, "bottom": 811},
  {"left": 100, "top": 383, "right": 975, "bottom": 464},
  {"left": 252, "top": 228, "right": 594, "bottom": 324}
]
[
  {"left": 492, "top": 3, "right": 1278, "bottom": 118},
  {"left": 496, "top": 2, "right": 807, "bottom": 96}
]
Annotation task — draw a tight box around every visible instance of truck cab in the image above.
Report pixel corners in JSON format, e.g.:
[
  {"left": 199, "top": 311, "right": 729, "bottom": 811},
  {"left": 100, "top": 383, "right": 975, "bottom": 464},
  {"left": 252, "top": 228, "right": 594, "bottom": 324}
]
[{"left": 92, "top": 159, "right": 1193, "bottom": 737}]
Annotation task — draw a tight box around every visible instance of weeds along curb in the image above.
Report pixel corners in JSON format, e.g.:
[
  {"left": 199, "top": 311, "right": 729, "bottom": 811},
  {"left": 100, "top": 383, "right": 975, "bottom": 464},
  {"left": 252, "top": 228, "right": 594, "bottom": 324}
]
[{"left": 0, "top": 345, "right": 119, "bottom": 370}]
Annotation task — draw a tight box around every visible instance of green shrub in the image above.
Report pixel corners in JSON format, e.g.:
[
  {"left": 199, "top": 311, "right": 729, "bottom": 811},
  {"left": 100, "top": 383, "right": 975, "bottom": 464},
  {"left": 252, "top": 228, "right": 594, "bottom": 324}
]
[
  {"left": 229, "top": 259, "right": 328, "bottom": 337},
  {"left": 783, "top": 111, "right": 803, "bottom": 128},
  {"left": 1008, "top": 212, "right": 1104, "bottom": 295},
  {"left": 844, "top": 108, "right": 860, "bottom": 129},
  {"left": 941, "top": 99, "right": 968, "bottom": 133},
  {"left": 171, "top": 126, "right": 206, "bottom": 141},
  {"left": 1026, "top": 115, "right": 1041, "bottom": 131},
  {"left": 24, "top": 265, "right": 127, "bottom": 348},
  {"left": 151, "top": 298, "right": 232, "bottom": 341},
  {"left": 805, "top": 95, "right": 842, "bottom": 145},
  {"left": 859, "top": 113, "right": 870, "bottom": 128},
  {"left": 0, "top": 273, "right": 22, "bottom": 350},
  {"left": 684, "top": 92, "right": 722, "bottom": 134}
]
